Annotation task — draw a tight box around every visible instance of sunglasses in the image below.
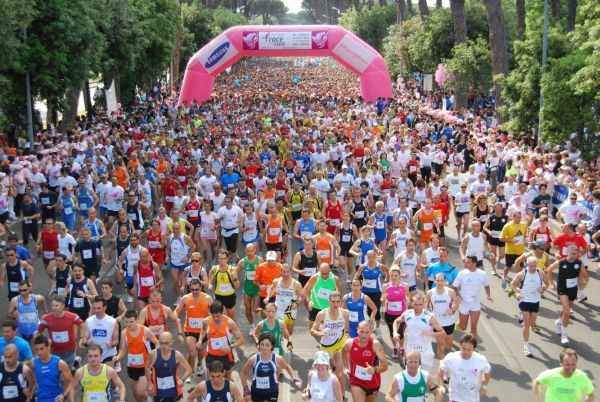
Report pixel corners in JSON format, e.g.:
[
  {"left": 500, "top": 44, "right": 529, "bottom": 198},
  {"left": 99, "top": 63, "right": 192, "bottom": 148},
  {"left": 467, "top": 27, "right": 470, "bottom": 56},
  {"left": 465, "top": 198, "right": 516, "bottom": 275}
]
[
  {"left": 19, "top": 288, "right": 29, "bottom": 292},
  {"left": 192, "top": 259, "right": 201, "bottom": 262},
  {"left": 190, "top": 288, "right": 201, "bottom": 292}
]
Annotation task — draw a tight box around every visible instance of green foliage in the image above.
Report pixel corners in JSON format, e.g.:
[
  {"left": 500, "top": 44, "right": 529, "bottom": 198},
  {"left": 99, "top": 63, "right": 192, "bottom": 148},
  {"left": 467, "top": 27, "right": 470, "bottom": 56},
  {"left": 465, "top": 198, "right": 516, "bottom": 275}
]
[
  {"left": 210, "top": 6, "right": 249, "bottom": 35},
  {"left": 339, "top": 4, "right": 396, "bottom": 51},
  {"left": 383, "top": 3, "right": 489, "bottom": 77},
  {"left": 249, "top": 0, "right": 287, "bottom": 24},
  {"left": 445, "top": 37, "right": 492, "bottom": 92}
]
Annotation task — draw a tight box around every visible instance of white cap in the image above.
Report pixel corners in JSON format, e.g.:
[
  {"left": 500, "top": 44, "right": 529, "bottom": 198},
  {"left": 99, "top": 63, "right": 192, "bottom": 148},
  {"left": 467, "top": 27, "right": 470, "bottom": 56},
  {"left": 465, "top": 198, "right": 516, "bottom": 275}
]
[
  {"left": 266, "top": 251, "right": 277, "bottom": 261},
  {"left": 312, "top": 351, "right": 330, "bottom": 366}
]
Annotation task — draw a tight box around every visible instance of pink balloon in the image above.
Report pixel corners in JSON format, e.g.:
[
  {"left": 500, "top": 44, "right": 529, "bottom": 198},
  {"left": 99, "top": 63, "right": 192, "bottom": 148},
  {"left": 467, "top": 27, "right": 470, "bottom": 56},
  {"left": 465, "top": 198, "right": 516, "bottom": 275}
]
[
  {"left": 179, "top": 25, "right": 393, "bottom": 105},
  {"left": 435, "top": 64, "right": 447, "bottom": 87}
]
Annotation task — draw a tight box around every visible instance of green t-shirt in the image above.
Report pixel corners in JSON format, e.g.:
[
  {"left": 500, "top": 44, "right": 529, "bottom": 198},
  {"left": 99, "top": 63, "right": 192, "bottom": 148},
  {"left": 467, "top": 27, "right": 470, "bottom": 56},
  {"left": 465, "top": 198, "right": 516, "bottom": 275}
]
[{"left": 536, "top": 368, "right": 594, "bottom": 402}]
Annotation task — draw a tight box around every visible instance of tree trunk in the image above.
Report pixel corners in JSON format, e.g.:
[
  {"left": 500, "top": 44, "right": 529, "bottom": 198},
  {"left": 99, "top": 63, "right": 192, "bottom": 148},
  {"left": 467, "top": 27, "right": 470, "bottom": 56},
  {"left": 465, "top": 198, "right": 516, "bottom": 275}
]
[
  {"left": 450, "top": 0, "right": 468, "bottom": 110},
  {"left": 82, "top": 80, "right": 93, "bottom": 117},
  {"left": 379, "top": 0, "right": 387, "bottom": 6},
  {"left": 406, "top": 0, "right": 414, "bottom": 15},
  {"left": 516, "top": 0, "right": 525, "bottom": 38},
  {"left": 418, "top": 0, "right": 429, "bottom": 16},
  {"left": 46, "top": 98, "right": 58, "bottom": 128},
  {"left": 550, "top": 0, "right": 560, "bottom": 18},
  {"left": 59, "top": 86, "right": 80, "bottom": 131},
  {"left": 436, "top": 0, "right": 442, "bottom": 8},
  {"left": 367, "top": 0, "right": 373, "bottom": 9},
  {"left": 396, "top": 0, "right": 407, "bottom": 22},
  {"left": 567, "top": 0, "right": 576, "bottom": 32},
  {"left": 483, "top": 0, "right": 509, "bottom": 121}
]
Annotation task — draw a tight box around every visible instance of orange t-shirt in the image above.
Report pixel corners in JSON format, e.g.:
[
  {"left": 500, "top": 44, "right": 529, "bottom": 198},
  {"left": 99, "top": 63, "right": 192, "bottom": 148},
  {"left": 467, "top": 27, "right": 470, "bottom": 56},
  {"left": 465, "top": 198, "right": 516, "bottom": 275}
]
[
  {"left": 182, "top": 293, "right": 211, "bottom": 333},
  {"left": 255, "top": 262, "right": 282, "bottom": 297},
  {"left": 418, "top": 209, "right": 435, "bottom": 242},
  {"left": 113, "top": 166, "right": 129, "bottom": 188}
]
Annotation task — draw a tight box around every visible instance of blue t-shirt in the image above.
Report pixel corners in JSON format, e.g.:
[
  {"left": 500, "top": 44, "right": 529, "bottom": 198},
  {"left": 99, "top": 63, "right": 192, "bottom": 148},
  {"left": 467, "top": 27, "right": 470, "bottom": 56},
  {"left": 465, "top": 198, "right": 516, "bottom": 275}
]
[
  {"left": 0, "top": 335, "right": 33, "bottom": 361},
  {"left": 426, "top": 262, "right": 459, "bottom": 287},
  {"left": 15, "top": 245, "right": 31, "bottom": 261}
]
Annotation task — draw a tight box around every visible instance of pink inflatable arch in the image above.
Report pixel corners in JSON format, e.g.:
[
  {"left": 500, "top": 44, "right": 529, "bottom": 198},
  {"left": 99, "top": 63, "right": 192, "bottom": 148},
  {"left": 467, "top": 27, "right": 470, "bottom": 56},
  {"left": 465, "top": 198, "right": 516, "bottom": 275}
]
[{"left": 178, "top": 25, "right": 393, "bottom": 105}]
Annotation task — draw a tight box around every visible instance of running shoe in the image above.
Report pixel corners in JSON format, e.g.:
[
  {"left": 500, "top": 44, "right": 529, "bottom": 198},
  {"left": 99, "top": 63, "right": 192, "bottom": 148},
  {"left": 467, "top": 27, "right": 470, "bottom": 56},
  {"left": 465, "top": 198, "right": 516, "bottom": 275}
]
[
  {"left": 518, "top": 312, "right": 523, "bottom": 324},
  {"left": 523, "top": 343, "right": 532, "bottom": 357},
  {"left": 578, "top": 294, "right": 588, "bottom": 303},
  {"left": 532, "top": 324, "right": 542, "bottom": 333},
  {"left": 196, "top": 365, "right": 205, "bottom": 377},
  {"left": 554, "top": 319, "right": 562, "bottom": 335}
]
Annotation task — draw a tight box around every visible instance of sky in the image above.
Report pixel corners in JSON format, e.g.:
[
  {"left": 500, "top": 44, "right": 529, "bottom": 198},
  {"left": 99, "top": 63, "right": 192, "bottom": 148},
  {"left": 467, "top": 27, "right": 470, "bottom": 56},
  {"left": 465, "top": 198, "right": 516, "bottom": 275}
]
[{"left": 283, "top": 0, "right": 450, "bottom": 14}]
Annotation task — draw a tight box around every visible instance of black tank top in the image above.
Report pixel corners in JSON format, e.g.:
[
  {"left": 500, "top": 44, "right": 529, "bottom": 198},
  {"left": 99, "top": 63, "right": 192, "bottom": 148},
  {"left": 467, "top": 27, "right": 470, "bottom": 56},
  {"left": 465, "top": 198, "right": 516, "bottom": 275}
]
[
  {"left": 67, "top": 278, "right": 90, "bottom": 315},
  {"left": 488, "top": 215, "right": 507, "bottom": 231},
  {"left": 0, "top": 362, "right": 25, "bottom": 402},
  {"left": 558, "top": 259, "right": 581, "bottom": 287},
  {"left": 116, "top": 237, "right": 130, "bottom": 260},
  {"left": 104, "top": 295, "right": 121, "bottom": 318},
  {"left": 54, "top": 265, "right": 71, "bottom": 294},
  {"left": 206, "top": 379, "right": 231, "bottom": 402},
  {"left": 299, "top": 251, "right": 318, "bottom": 277},
  {"left": 6, "top": 260, "right": 25, "bottom": 297},
  {"left": 126, "top": 203, "right": 142, "bottom": 229},
  {"left": 340, "top": 226, "right": 354, "bottom": 247}
]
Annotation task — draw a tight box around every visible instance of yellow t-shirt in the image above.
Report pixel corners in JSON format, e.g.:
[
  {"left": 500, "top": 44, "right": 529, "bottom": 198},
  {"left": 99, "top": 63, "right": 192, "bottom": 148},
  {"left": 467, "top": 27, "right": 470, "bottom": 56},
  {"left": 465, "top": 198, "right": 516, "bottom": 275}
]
[{"left": 500, "top": 221, "right": 528, "bottom": 255}]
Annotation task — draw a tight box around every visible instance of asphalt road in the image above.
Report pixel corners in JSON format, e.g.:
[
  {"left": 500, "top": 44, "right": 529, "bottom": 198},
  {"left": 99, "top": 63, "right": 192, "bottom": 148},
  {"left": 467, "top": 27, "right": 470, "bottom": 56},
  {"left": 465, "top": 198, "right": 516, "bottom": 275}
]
[{"left": 1, "top": 215, "right": 597, "bottom": 401}]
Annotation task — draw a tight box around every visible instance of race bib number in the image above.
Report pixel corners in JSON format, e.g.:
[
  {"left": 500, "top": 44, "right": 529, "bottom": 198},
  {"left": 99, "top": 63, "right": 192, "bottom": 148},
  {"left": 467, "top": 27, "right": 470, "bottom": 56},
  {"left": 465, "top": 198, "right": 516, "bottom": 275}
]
[
  {"left": 2, "top": 385, "right": 18, "bottom": 399},
  {"left": 82, "top": 249, "right": 93, "bottom": 259},
  {"left": 92, "top": 328, "right": 107, "bottom": 338},
  {"left": 128, "top": 353, "right": 144, "bottom": 366},
  {"left": 188, "top": 318, "right": 203, "bottom": 329},
  {"left": 355, "top": 210, "right": 365, "bottom": 219},
  {"left": 246, "top": 270, "right": 256, "bottom": 281},
  {"left": 349, "top": 311, "right": 359, "bottom": 322},
  {"left": 342, "top": 234, "right": 351, "bottom": 242},
  {"left": 407, "top": 343, "right": 425, "bottom": 352},
  {"left": 388, "top": 301, "right": 403, "bottom": 313},
  {"left": 329, "top": 219, "right": 340, "bottom": 227},
  {"left": 64, "top": 207, "right": 73, "bottom": 215},
  {"left": 73, "top": 297, "right": 84, "bottom": 308},
  {"left": 407, "top": 397, "right": 425, "bottom": 402},
  {"left": 363, "top": 279, "right": 377, "bottom": 289},
  {"left": 149, "top": 241, "right": 161, "bottom": 249},
  {"left": 79, "top": 203, "right": 88, "bottom": 210},
  {"left": 43, "top": 251, "right": 55, "bottom": 259},
  {"left": 423, "top": 222, "right": 433, "bottom": 230},
  {"left": 513, "top": 235, "right": 524, "bottom": 244},
  {"left": 255, "top": 376, "right": 270, "bottom": 389},
  {"left": 354, "top": 365, "right": 373, "bottom": 381},
  {"left": 219, "top": 283, "right": 234, "bottom": 294},
  {"left": 210, "top": 336, "right": 227, "bottom": 350},
  {"left": 52, "top": 330, "right": 69, "bottom": 343},
  {"left": 41, "top": 197, "right": 50, "bottom": 205},
  {"left": 9, "top": 282, "right": 18, "bottom": 292},
  {"left": 268, "top": 227, "right": 281, "bottom": 236},
  {"left": 376, "top": 221, "right": 385, "bottom": 229},
  {"left": 128, "top": 213, "right": 137, "bottom": 221},
  {"left": 140, "top": 276, "right": 155, "bottom": 287},
  {"left": 156, "top": 376, "right": 175, "bottom": 390},
  {"left": 188, "top": 210, "right": 198, "bottom": 218},
  {"left": 318, "top": 250, "right": 330, "bottom": 260},
  {"left": 24, "top": 219, "right": 32, "bottom": 224},
  {"left": 317, "top": 288, "right": 331, "bottom": 300},
  {"left": 303, "top": 267, "right": 317, "bottom": 276},
  {"left": 566, "top": 278, "right": 578, "bottom": 288},
  {"left": 490, "top": 230, "right": 500, "bottom": 238}
]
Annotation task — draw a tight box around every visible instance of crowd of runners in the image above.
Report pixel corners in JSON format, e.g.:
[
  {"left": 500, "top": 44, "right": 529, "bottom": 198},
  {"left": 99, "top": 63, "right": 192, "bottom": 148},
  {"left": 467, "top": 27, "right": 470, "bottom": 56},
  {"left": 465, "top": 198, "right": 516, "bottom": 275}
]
[{"left": 0, "top": 58, "right": 597, "bottom": 402}]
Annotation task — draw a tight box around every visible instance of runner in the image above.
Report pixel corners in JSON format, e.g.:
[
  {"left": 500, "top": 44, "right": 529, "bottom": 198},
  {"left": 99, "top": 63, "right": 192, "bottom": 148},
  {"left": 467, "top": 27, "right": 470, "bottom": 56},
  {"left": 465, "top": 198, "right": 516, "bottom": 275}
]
[
  {"left": 381, "top": 267, "right": 409, "bottom": 359},
  {"left": 145, "top": 219, "right": 167, "bottom": 270},
  {"left": 240, "top": 333, "right": 301, "bottom": 402},
  {"left": 67, "top": 344, "right": 126, "bottom": 402},
  {"left": 65, "top": 264, "right": 97, "bottom": 321},
  {"left": 344, "top": 320, "right": 388, "bottom": 402},
  {"left": 255, "top": 251, "right": 283, "bottom": 312},
  {"left": 393, "top": 239, "right": 419, "bottom": 293},
  {"left": 186, "top": 360, "right": 244, "bottom": 402},
  {"left": 268, "top": 263, "right": 304, "bottom": 336},
  {"left": 292, "top": 236, "right": 320, "bottom": 291},
  {"left": 208, "top": 250, "right": 240, "bottom": 319},
  {"left": 133, "top": 248, "right": 162, "bottom": 308},
  {"left": 392, "top": 292, "right": 444, "bottom": 374},
  {"left": 175, "top": 278, "right": 212, "bottom": 376},
  {"left": 384, "top": 351, "right": 441, "bottom": 402},
  {"left": 138, "top": 290, "right": 183, "bottom": 341},
  {"left": 182, "top": 252, "right": 209, "bottom": 293},
  {"left": 510, "top": 256, "right": 546, "bottom": 356},
  {"left": 546, "top": 246, "right": 587, "bottom": 344},
  {"left": 439, "top": 334, "right": 491, "bottom": 402},
  {"left": 74, "top": 227, "right": 103, "bottom": 282},
  {"left": 533, "top": 348, "right": 594, "bottom": 402},
  {"left": 305, "top": 263, "right": 343, "bottom": 329},
  {"left": 310, "top": 291, "right": 349, "bottom": 391},
  {"left": 0, "top": 344, "right": 35, "bottom": 402},
  {"left": 166, "top": 223, "right": 194, "bottom": 304},
  {"left": 202, "top": 301, "right": 245, "bottom": 378},
  {"left": 483, "top": 202, "right": 507, "bottom": 276},
  {"left": 1, "top": 247, "right": 34, "bottom": 301},
  {"left": 452, "top": 256, "right": 492, "bottom": 338},
  {"left": 32, "top": 334, "right": 73, "bottom": 402},
  {"left": 343, "top": 278, "right": 377, "bottom": 339},
  {"left": 304, "top": 351, "right": 343, "bottom": 402},
  {"left": 0, "top": 320, "right": 33, "bottom": 362},
  {"left": 252, "top": 303, "right": 291, "bottom": 357},
  {"left": 424, "top": 247, "right": 458, "bottom": 290},
  {"left": 500, "top": 210, "right": 528, "bottom": 287},
  {"left": 114, "top": 310, "right": 158, "bottom": 402},
  {"left": 80, "top": 297, "right": 119, "bottom": 366},
  {"left": 217, "top": 195, "right": 243, "bottom": 258},
  {"left": 146, "top": 332, "right": 193, "bottom": 402},
  {"left": 237, "top": 243, "right": 262, "bottom": 334},
  {"left": 354, "top": 250, "right": 388, "bottom": 329},
  {"left": 7, "top": 279, "right": 46, "bottom": 342},
  {"left": 426, "top": 274, "right": 459, "bottom": 358}
]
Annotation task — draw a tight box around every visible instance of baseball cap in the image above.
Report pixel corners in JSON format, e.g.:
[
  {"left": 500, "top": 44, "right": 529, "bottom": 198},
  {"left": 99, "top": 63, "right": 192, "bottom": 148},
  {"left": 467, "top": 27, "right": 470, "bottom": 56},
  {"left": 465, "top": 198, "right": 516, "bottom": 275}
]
[
  {"left": 266, "top": 251, "right": 277, "bottom": 261},
  {"left": 312, "top": 351, "right": 330, "bottom": 366}
]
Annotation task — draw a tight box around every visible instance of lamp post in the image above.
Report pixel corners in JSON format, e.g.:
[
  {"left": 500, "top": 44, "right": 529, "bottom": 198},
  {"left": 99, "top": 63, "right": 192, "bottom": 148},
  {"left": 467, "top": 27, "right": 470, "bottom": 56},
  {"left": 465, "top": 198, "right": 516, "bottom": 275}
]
[{"left": 537, "top": 0, "right": 549, "bottom": 146}]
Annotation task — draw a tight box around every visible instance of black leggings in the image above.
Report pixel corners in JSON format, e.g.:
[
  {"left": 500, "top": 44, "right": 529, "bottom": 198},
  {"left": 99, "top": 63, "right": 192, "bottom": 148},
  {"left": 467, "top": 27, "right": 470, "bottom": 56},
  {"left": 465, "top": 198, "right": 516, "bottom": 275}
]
[
  {"left": 365, "top": 292, "right": 382, "bottom": 322},
  {"left": 223, "top": 234, "right": 238, "bottom": 254}
]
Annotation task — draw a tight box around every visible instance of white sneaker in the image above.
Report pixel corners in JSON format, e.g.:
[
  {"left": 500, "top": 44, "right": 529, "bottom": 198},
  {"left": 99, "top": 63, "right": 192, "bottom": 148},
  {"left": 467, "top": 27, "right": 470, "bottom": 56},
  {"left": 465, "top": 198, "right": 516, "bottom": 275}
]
[
  {"left": 561, "top": 333, "right": 570, "bottom": 345},
  {"left": 554, "top": 319, "right": 562, "bottom": 334},
  {"left": 578, "top": 292, "right": 588, "bottom": 303},
  {"left": 196, "top": 365, "right": 205, "bottom": 377},
  {"left": 523, "top": 343, "right": 532, "bottom": 357}
]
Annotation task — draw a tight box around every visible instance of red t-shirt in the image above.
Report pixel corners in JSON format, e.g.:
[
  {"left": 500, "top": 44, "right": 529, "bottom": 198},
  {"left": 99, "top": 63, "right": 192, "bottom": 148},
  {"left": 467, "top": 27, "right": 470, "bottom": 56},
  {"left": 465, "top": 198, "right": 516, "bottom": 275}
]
[
  {"left": 38, "top": 311, "right": 83, "bottom": 353},
  {"left": 553, "top": 233, "right": 587, "bottom": 258}
]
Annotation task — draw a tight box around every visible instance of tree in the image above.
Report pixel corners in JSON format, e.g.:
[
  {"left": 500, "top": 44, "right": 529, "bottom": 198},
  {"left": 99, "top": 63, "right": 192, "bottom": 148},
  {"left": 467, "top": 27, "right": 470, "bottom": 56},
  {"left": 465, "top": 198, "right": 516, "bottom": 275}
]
[
  {"left": 249, "top": 0, "right": 287, "bottom": 23},
  {"left": 339, "top": 4, "right": 397, "bottom": 51},
  {"left": 450, "top": 0, "right": 468, "bottom": 108},
  {"left": 396, "top": 0, "right": 407, "bottom": 22},
  {"left": 483, "top": 0, "right": 509, "bottom": 119},
  {"left": 418, "top": 0, "right": 429, "bottom": 16},
  {"left": 567, "top": 0, "right": 577, "bottom": 31},
  {"left": 516, "top": 0, "right": 525, "bottom": 37},
  {"left": 445, "top": 38, "right": 493, "bottom": 94}
]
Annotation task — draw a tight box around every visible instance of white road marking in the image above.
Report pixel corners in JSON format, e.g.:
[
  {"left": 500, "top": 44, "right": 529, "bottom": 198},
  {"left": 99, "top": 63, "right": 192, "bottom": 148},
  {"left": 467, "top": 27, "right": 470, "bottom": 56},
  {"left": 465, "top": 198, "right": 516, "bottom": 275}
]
[{"left": 480, "top": 306, "right": 522, "bottom": 371}]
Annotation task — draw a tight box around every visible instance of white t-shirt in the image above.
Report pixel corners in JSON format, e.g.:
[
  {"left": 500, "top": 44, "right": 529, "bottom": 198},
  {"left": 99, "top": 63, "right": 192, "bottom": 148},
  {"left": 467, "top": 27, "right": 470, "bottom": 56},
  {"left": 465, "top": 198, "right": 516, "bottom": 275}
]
[
  {"left": 440, "top": 351, "right": 491, "bottom": 402},
  {"left": 217, "top": 205, "right": 243, "bottom": 231},
  {"left": 58, "top": 233, "right": 77, "bottom": 259},
  {"left": 85, "top": 315, "right": 117, "bottom": 360},
  {"left": 198, "top": 175, "right": 217, "bottom": 197},
  {"left": 106, "top": 185, "right": 124, "bottom": 212},
  {"left": 453, "top": 269, "right": 489, "bottom": 304}
]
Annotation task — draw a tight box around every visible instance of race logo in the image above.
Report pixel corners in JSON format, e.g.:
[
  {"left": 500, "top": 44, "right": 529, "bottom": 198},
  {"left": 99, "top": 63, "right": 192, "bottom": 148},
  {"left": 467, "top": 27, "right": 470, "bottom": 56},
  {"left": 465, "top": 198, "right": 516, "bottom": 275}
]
[
  {"left": 205, "top": 42, "right": 231, "bottom": 69},
  {"left": 242, "top": 32, "right": 259, "bottom": 50},
  {"left": 312, "top": 31, "right": 328, "bottom": 49}
]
